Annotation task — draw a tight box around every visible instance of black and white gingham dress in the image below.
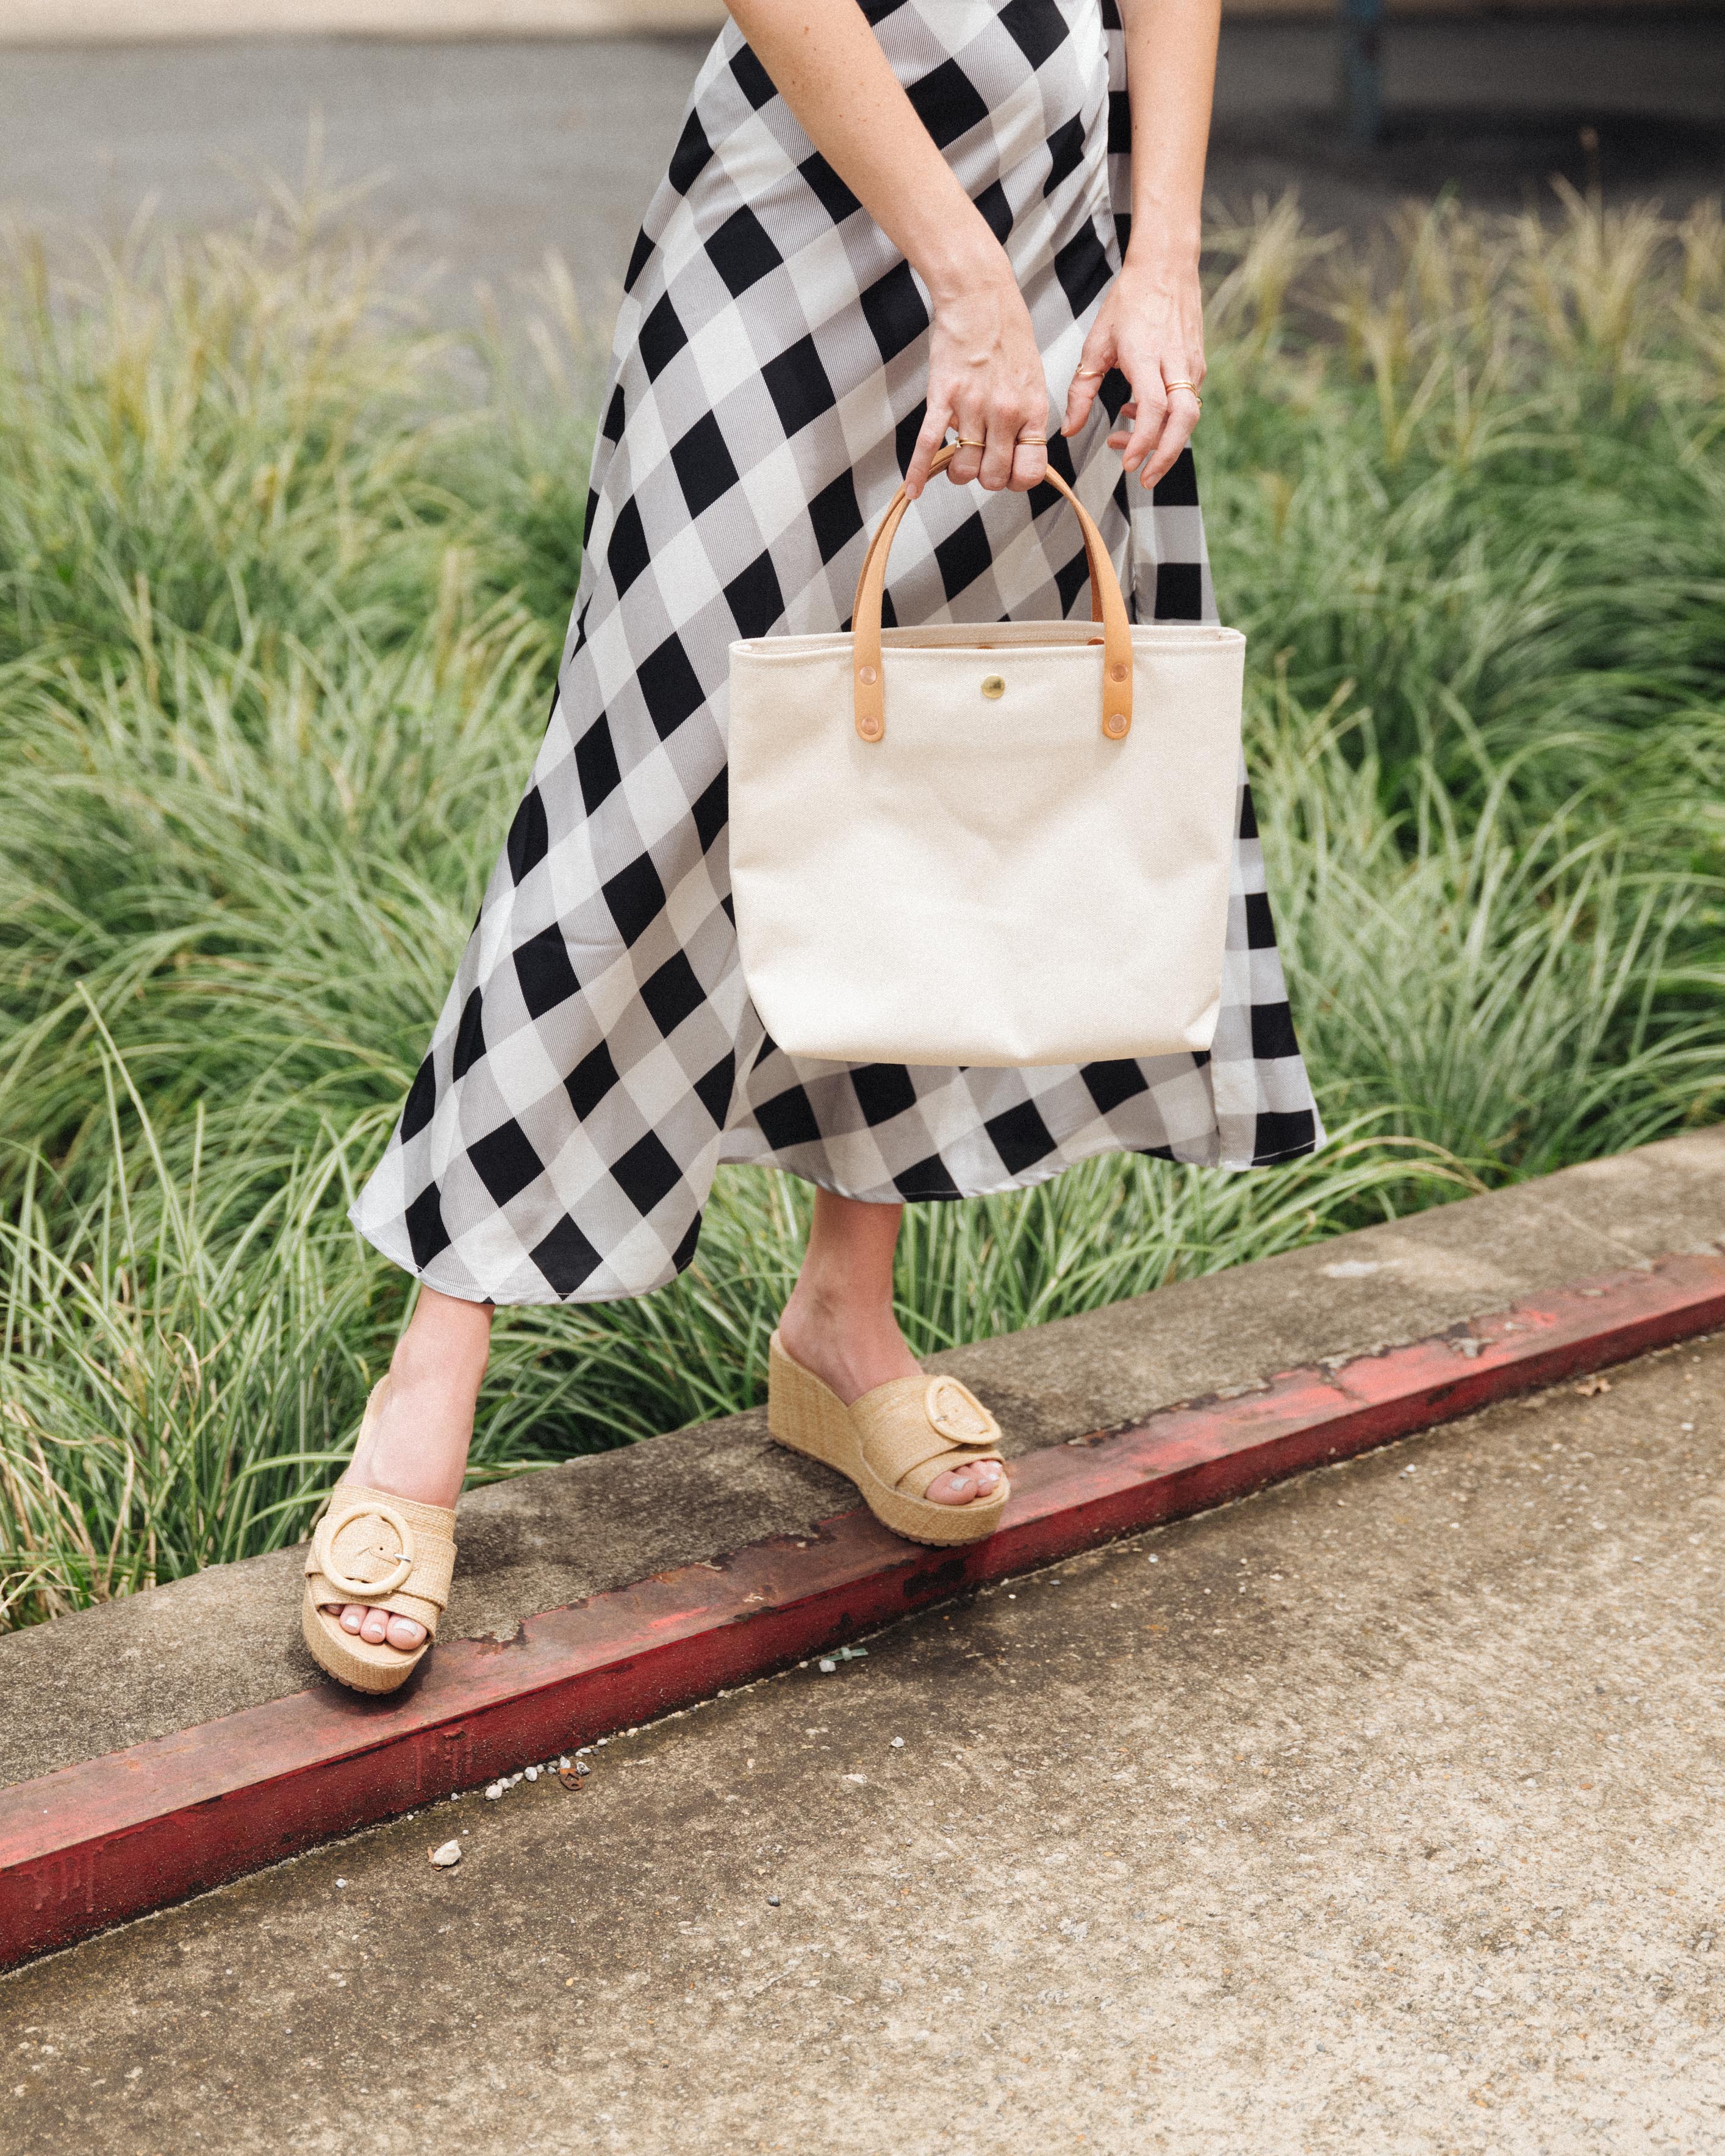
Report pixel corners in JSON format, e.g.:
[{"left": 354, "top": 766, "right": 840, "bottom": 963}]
[{"left": 351, "top": 0, "right": 1323, "bottom": 1307}]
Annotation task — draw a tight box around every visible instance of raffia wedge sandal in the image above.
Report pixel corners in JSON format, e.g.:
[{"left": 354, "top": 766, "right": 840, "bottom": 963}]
[
  {"left": 301, "top": 1383, "right": 457, "bottom": 1695},
  {"left": 767, "top": 1330, "right": 1009, "bottom": 1547}
]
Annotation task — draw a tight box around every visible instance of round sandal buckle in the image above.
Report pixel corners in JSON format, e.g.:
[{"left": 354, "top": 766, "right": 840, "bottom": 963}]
[
  {"left": 924, "top": 1375, "right": 1001, "bottom": 1448},
  {"left": 315, "top": 1500, "right": 417, "bottom": 1600}
]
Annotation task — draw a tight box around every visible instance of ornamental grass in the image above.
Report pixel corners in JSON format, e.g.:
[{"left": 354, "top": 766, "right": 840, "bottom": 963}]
[{"left": 1, "top": 186, "right": 1719, "bottom": 1624}]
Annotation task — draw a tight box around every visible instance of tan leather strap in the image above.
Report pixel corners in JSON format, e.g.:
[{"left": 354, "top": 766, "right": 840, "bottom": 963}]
[
  {"left": 852, "top": 440, "right": 1133, "bottom": 744},
  {"left": 848, "top": 448, "right": 1103, "bottom": 634}
]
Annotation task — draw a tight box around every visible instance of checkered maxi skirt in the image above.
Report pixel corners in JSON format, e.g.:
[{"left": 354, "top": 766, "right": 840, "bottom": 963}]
[{"left": 350, "top": 0, "right": 1324, "bottom": 1308}]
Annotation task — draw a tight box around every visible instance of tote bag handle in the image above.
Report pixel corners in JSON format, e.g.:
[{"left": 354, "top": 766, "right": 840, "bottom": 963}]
[{"left": 850, "top": 441, "right": 1135, "bottom": 743}]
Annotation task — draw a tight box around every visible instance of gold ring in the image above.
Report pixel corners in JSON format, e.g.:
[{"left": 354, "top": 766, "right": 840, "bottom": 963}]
[
  {"left": 1165, "top": 380, "right": 1203, "bottom": 408},
  {"left": 1016, "top": 430, "right": 1047, "bottom": 445},
  {"left": 1074, "top": 365, "right": 1105, "bottom": 379},
  {"left": 954, "top": 435, "right": 986, "bottom": 449}
]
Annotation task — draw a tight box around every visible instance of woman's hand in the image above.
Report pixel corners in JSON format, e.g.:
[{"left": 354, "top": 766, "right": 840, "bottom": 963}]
[
  {"left": 1060, "top": 257, "right": 1205, "bottom": 489},
  {"left": 722, "top": 0, "right": 1054, "bottom": 503},
  {"left": 905, "top": 258, "right": 1052, "bottom": 500}
]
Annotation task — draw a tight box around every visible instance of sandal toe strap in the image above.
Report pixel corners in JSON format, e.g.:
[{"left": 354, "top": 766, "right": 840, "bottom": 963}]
[
  {"left": 305, "top": 1486, "right": 456, "bottom": 1630},
  {"left": 306, "top": 1572, "right": 446, "bottom": 1633},
  {"left": 853, "top": 1375, "right": 1005, "bottom": 1499}
]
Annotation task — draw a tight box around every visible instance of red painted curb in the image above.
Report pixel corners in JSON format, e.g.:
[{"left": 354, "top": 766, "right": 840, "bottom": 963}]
[{"left": 3, "top": 1248, "right": 1721, "bottom": 1967}]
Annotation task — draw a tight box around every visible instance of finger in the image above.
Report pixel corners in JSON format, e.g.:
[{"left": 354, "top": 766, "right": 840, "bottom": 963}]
[
  {"left": 1008, "top": 433, "right": 1049, "bottom": 492},
  {"left": 1063, "top": 328, "right": 1116, "bottom": 437},
  {"left": 905, "top": 404, "right": 952, "bottom": 501},
  {"left": 1105, "top": 398, "right": 1137, "bottom": 450},
  {"left": 978, "top": 409, "right": 1019, "bottom": 492},
  {"left": 1139, "top": 389, "right": 1200, "bottom": 489},
  {"left": 945, "top": 434, "right": 984, "bottom": 487},
  {"left": 1119, "top": 373, "right": 1166, "bottom": 478}
]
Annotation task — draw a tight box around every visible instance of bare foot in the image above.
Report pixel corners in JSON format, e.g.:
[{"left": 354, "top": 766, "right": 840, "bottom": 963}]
[
  {"left": 776, "top": 1291, "right": 1005, "bottom": 1508},
  {"left": 321, "top": 1289, "right": 492, "bottom": 1653}
]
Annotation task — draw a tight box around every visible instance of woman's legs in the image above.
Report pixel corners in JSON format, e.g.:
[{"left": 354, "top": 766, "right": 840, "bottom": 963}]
[
  {"left": 325, "top": 1286, "right": 493, "bottom": 1650},
  {"left": 326, "top": 1192, "right": 997, "bottom": 1653},
  {"left": 776, "top": 1189, "right": 1004, "bottom": 1508}
]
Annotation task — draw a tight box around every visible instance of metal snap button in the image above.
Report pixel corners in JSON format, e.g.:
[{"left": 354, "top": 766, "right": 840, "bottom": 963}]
[
  {"left": 856, "top": 664, "right": 878, "bottom": 685},
  {"left": 1103, "top": 710, "right": 1129, "bottom": 739},
  {"left": 981, "top": 675, "right": 1005, "bottom": 700},
  {"left": 1109, "top": 660, "right": 1129, "bottom": 683}
]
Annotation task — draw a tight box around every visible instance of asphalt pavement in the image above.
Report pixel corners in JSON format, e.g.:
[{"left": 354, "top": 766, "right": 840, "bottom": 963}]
[{"left": 5, "top": 1325, "right": 1721, "bottom": 2153}]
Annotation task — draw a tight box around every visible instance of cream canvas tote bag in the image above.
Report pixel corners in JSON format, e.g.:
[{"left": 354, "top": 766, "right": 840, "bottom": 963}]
[{"left": 728, "top": 442, "right": 1245, "bottom": 1069}]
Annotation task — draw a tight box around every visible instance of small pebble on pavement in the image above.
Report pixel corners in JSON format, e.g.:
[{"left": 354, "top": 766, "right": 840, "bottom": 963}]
[{"left": 429, "top": 1841, "right": 462, "bottom": 1868}]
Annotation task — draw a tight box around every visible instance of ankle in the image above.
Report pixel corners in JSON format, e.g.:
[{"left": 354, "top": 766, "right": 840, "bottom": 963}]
[
  {"left": 783, "top": 1267, "right": 897, "bottom": 1332},
  {"left": 387, "top": 1337, "right": 486, "bottom": 1411},
  {"left": 359, "top": 1376, "right": 475, "bottom": 1508},
  {"left": 388, "top": 1297, "right": 493, "bottom": 1402},
  {"left": 778, "top": 1281, "right": 919, "bottom": 1405}
]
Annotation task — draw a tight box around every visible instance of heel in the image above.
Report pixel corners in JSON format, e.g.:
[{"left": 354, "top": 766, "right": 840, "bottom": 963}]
[
  {"left": 767, "top": 1328, "right": 1009, "bottom": 1549},
  {"left": 767, "top": 1331, "right": 856, "bottom": 1474}
]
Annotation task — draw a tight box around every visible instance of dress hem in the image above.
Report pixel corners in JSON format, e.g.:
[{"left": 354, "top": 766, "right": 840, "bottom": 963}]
[{"left": 346, "top": 1114, "right": 1326, "bottom": 1309}]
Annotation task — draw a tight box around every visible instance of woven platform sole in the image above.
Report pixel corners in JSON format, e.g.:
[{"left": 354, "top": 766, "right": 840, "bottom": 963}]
[
  {"left": 301, "top": 1586, "right": 432, "bottom": 1695},
  {"left": 767, "top": 1336, "right": 1008, "bottom": 1547}
]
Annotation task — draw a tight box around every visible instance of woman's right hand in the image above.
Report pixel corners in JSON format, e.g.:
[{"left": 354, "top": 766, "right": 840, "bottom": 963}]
[
  {"left": 905, "top": 259, "right": 1052, "bottom": 500},
  {"left": 721, "top": 1, "right": 1052, "bottom": 501}
]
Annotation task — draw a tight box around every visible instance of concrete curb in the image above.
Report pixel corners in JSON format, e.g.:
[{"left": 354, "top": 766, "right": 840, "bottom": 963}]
[{"left": 4, "top": 1245, "right": 1721, "bottom": 1969}]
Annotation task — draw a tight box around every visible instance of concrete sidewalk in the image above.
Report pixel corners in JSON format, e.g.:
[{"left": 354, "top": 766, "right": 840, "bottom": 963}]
[
  {"left": 5, "top": 1128, "right": 1721, "bottom": 1798},
  {"left": 5, "top": 1322, "right": 1720, "bottom": 2151}
]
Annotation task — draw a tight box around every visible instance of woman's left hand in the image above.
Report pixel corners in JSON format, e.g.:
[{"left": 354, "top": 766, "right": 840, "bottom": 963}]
[{"left": 1059, "top": 257, "right": 1205, "bottom": 489}]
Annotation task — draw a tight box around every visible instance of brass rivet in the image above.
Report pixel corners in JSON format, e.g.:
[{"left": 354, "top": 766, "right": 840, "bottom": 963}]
[
  {"left": 857, "top": 665, "right": 878, "bottom": 685},
  {"left": 981, "top": 675, "right": 1005, "bottom": 700},
  {"left": 1103, "top": 711, "right": 1128, "bottom": 739},
  {"left": 859, "top": 715, "right": 882, "bottom": 740},
  {"left": 1109, "top": 661, "right": 1128, "bottom": 682}
]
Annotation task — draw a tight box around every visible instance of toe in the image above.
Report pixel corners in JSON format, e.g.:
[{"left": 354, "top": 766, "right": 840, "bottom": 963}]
[
  {"left": 927, "top": 1465, "right": 977, "bottom": 1506},
  {"left": 923, "top": 1458, "right": 1010, "bottom": 1506},
  {"left": 337, "top": 1603, "right": 365, "bottom": 1635},
  {"left": 359, "top": 1608, "right": 391, "bottom": 1645},
  {"left": 384, "top": 1615, "right": 427, "bottom": 1652}
]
